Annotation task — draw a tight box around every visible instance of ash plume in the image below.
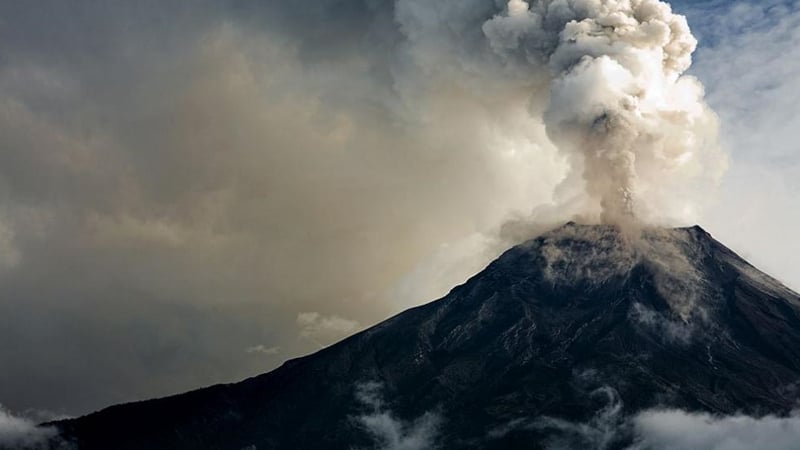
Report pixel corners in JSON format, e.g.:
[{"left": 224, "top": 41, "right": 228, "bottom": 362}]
[{"left": 480, "top": 0, "right": 725, "bottom": 224}]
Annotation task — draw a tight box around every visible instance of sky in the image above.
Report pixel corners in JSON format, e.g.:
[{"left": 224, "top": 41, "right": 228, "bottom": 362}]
[
  {"left": 0, "top": 0, "right": 798, "bottom": 420},
  {"left": 683, "top": 0, "right": 800, "bottom": 288}
]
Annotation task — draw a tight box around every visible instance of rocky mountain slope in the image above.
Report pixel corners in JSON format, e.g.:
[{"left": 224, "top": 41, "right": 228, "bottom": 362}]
[{"left": 48, "top": 223, "right": 800, "bottom": 449}]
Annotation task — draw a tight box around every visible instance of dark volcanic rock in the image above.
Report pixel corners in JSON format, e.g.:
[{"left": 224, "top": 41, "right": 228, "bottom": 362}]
[{"left": 49, "top": 223, "right": 800, "bottom": 449}]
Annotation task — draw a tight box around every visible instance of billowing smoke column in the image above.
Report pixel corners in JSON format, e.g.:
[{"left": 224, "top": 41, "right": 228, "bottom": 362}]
[{"left": 477, "top": 0, "right": 720, "bottom": 224}]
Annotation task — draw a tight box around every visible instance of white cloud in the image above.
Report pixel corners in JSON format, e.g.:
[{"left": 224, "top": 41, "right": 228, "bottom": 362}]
[
  {"left": 296, "top": 312, "right": 360, "bottom": 346},
  {"left": 535, "top": 387, "right": 626, "bottom": 450},
  {"left": 528, "top": 406, "right": 800, "bottom": 450},
  {"left": 353, "top": 382, "right": 441, "bottom": 450},
  {"left": 486, "top": 383, "right": 800, "bottom": 450},
  {"left": 631, "top": 409, "right": 800, "bottom": 450},
  {"left": 244, "top": 345, "right": 280, "bottom": 356},
  {"left": 486, "top": 386, "right": 627, "bottom": 449},
  {"left": 0, "top": 405, "right": 66, "bottom": 449}
]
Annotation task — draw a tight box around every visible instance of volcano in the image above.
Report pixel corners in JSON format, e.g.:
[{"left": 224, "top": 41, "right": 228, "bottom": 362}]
[{"left": 45, "top": 223, "right": 800, "bottom": 449}]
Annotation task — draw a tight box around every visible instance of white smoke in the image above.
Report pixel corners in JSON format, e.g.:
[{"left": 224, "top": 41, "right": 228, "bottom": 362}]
[
  {"left": 535, "top": 223, "right": 711, "bottom": 327},
  {"left": 490, "top": 0, "right": 724, "bottom": 225},
  {"left": 397, "top": 0, "right": 725, "bottom": 226}
]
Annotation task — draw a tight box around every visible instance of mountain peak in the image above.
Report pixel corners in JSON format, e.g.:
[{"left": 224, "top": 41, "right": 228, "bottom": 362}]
[
  {"left": 496, "top": 222, "right": 710, "bottom": 310},
  {"left": 52, "top": 223, "right": 800, "bottom": 450}
]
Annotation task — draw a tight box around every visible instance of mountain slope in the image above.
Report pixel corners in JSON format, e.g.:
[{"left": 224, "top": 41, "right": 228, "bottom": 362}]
[{"left": 51, "top": 223, "right": 800, "bottom": 449}]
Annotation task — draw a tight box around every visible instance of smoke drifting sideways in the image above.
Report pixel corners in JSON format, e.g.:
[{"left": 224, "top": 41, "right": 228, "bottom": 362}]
[{"left": 0, "top": 0, "right": 725, "bottom": 415}]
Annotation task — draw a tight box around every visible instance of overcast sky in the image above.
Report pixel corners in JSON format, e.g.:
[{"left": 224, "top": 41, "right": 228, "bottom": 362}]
[{"left": 0, "top": 0, "right": 798, "bottom": 419}]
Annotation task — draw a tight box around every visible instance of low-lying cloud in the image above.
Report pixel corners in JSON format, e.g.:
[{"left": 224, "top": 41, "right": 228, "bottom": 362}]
[
  {"left": 535, "top": 387, "right": 626, "bottom": 450},
  {"left": 0, "top": 406, "right": 69, "bottom": 450},
  {"left": 631, "top": 410, "right": 800, "bottom": 450},
  {"left": 353, "top": 382, "right": 441, "bottom": 450},
  {"left": 488, "top": 385, "right": 627, "bottom": 449},
  {"left": 297, "top": 312, "right": 361, "bottom": 347},
  {"left": 485, "top": 379, "right": 800, "bottom": 450}
]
